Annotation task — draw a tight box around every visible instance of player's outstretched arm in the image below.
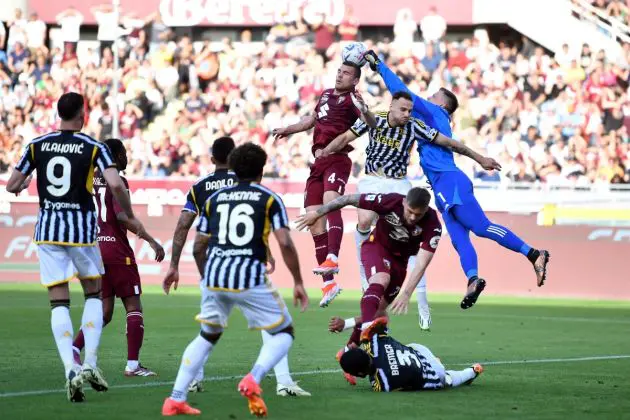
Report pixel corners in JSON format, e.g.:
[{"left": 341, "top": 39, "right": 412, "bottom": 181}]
[
  {"left": 273, "top": 227, "right": 309, "bottom": 312},
  {"left": 163, "top": 211, "right": 196, "bottom": 294},
  {"left": 272, "top": 114, "right": 316, "bottom": 139},
  {"left": 318, "top": 130, "right": 359, "bottom": 159},
  {"left": 432, "top": 134, "right": 502, "bottom": 171},
  {"left": 295, "top": 194, "right": 361, "bottom": 230},
  {"left": 192, "top": 233, "right": 210, "bottom": 278},
  {"left": 390, "top": 249, "right": 435, "bottom": 315}
]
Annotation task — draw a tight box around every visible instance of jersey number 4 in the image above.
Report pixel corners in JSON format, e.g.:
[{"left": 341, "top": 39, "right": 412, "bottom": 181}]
[{"left": 216, "top": 203, "right": 255, "bottom": 246}]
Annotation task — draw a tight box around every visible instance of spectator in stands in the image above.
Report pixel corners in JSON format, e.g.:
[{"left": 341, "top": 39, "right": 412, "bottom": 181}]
[
  {"left": 25, "top": 12, "right": 46, "bottom": 53},
  {"left": 6, "top": 9, "right": 27, "bottom": 53},
  {"left": 0, "top": 21, "right": 6, "bottom": 52},
  {"left": 91, "top": 4, "right": 119, "bottom": 57},
  {"left": 338, "top": 6, "right": 359, "bottom": 41},
  {"left": 312, "top": 13, "right": 336, "bottom": 62},
  {"left": 56, "top": 6, "right": 83, "bottom": 56},
  {"left": 420, "top": 6, "right": 447, "bottom": 46},
  {"left": 393, "top": 8, "right": 417, "bottom": 56}
]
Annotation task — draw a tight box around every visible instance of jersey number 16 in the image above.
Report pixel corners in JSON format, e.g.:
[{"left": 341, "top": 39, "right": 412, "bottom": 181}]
[{"left": 216, "top": 203, "right": 255, "bottom": 246}]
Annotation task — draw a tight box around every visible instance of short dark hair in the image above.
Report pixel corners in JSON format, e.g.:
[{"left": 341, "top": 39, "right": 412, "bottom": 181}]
[
  {"left": 57, "top": 92, "right": 84, "bottom": 121},
  {"left": 439, "top": 87, "right": 459, "bottom": 115},
  {"left": 228, "top": 142, "right": 267, "bottom": 182},
  {"left": 339, "top": 348, "right": 372, "bottom": 377},
  {"left": 211, "top": 136, "right": 236, "bottom": 164},
  {"left": 406, "top": 187, "right": 431, "bottom": 209},
  {"left": 342, "top": 61, "right": 361, "bottom": 79},
  {"left": 104, "top": 138, "right": 126, "bottom": 170},
  {"left": 392, "top": 91, "right": 413, "bottom": 102}
]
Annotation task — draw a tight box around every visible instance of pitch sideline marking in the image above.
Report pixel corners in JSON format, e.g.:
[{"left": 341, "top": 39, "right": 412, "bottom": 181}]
[{"left": 1, "top": 354, "right": 629, "bottom": 398}]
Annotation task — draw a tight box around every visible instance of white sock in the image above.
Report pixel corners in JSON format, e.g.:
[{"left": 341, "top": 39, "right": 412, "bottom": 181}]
[
  {"left": 171, "top": 336, "right": 214, "bottom": 402},
  {"left": 194, "top": 352, "right": 210, "bottom": 382},
  {"left": 82, "top": 298, "right": 104, "bottom": 368},
  {"left": 261, "top": 330, "right": 293, "bottom": 385},
  {"left": 51, "top": 306, "right": 75, "bottom": 377},
  {"left": 416, "top": 273, "right": 429, "bottom": 309},
  {"left": 355, "top": 228, "right": 371, "bottom": 291},
  {"left": 446, "top": 368, "right": 476, "bottom": 387},
  {"left": 250, "top": 332, "right": 293, "bottom": 383},
  {"left": 326, "top": 253, "right": 338, "bottom": 262},
  {"left": 127, "top": 360, "right": 139, "bottom": 370}
]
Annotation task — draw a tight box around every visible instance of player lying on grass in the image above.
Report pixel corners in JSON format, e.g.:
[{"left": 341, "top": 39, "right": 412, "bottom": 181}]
[
  {"left": 163, "top": 136, "right": 310, "bottom": 397},
  {"left": 273, "top": 62, "right": 376, "bottom": 308},
  {"left": 73, "top": 138, "right": 164, "bottom": 377},
  {"left": 162, "top": 143, "right": 309, "bottom": 417},
  {"left": 338, "top": 316, "right": 484, "bottom": 392},
  {"left": 296, "top": 187, "right": 442, "bottom": 379},
  {"left": 363, "top": 50, "right": 550, "bottom": 309}
]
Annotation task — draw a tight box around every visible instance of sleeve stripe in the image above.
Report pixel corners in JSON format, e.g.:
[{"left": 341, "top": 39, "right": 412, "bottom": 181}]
[
  {"left": 272, "top": 213, "right": 281, "bottom": 230},
  {"left": 349, "top": 127, "right": 362, "bottom": 137}
]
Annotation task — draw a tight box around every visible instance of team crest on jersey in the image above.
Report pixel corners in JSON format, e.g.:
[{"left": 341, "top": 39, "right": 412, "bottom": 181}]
[
  {"left": 411, "top": 226, "right": 423, "bottom": 236},
  {"left": 337, "top": 95, "right": 346, "bottom": 105}
]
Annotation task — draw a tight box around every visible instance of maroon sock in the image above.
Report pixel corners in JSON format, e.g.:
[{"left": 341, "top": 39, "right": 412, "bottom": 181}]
[
  {"left": 73, "top": 330, "right": 85, "bottom": 351},
  {"left": 327, "top": 210, "right": 344, "bottom": 257},
  {"left": 126, "top": 311, "right": 144, "bottom": 362},
  {"left": 360, "top": 283, "right": 385, "bottom": 324},
  {"left": 313, "top": 232, "right": 334, "bottom": 282},
  {"left": 347, "top": 325, "right": 361, "bottom": 346}
]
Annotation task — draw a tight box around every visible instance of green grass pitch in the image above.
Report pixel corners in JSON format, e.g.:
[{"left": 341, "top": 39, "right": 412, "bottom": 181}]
[{"left": 0, "top": 282, "right": 629, "bottom": 420}]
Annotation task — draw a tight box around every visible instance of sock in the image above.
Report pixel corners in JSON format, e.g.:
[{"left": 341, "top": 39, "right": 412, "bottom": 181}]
[
  {"left": 347, "top": 325, "right": 361, "bottom": 346},
  {"left": 527, "top": 248, "right": 540, "bottom": 264},
  {"left": 82, "top": 296, "right": 104, "bottom": 368},
  {"left": 443, "top": 210, "right": 479, "bottom": 280},
  {"left": 51, "top": 302, "right": 75, "bottom": 377},
  {"left": 360, "top": 283, "right": 385, "bottom": 325},
  {"left": 416, "top": 273, "right": 428, "bottom": 308},
  {"left": 313, "top": 232, "right": 334, "bottom": 283},
  {"left": 446, "top": 368, "right": 476, "bottom": 387},
  {"left": 355, "top": 227, "right": 371, "bottom": 290},
  {"left": 250, "top": 332, "right": 293, "bottom": 383},
  {"left": 195, "top": 353, "right": 210, "bottom": 382},
  {"left": 73, "top": 330, "right": 85, "bottom": 352},
  {"left": 171, "top": 335, "right": 214, "bottom": 402},
  {"left": 326, "top": 210, "right": 344, "bottom": 258},
  {"left": 261, "top": 330, "right": 293, "bottom": 385},
  {"left": 126, "top": 311, "right": 144, "bottom": 369}
]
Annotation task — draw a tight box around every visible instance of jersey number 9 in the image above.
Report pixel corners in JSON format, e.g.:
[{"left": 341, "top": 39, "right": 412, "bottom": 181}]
[{"left": 46, "top": 156, "right": 71, "bottom": 197}]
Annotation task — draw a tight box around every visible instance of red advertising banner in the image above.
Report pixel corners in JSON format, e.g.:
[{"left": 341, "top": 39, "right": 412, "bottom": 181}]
[
  {"left": 28, "top": 0, "right": 473, "bottom": 26},
  {"left": 2, "top": 203, "right": 629, "bottom": 300}
]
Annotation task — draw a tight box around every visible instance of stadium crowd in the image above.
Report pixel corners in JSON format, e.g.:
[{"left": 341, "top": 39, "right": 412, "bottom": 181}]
[{"left": 1, "top": 6, "right": 629, "bottom": 185}]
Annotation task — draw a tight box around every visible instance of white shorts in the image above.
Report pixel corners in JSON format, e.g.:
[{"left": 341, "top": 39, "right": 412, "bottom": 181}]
[
  {"left": 407, "top": 343, "right": 446, "bottom": 389},
  {"left": 358, "top": 175, "right": 412, "bottom": 195},
  {"left": 38, "top": 244, "right": 105, "bottom": 288},
  {"left": 196, "top": 283, "right": 292, "bottom": 333}
]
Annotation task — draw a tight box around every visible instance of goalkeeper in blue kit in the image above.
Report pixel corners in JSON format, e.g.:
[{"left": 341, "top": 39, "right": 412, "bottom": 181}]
[{"left": 363, "top": 51, "right": 550, "bottom": 309}]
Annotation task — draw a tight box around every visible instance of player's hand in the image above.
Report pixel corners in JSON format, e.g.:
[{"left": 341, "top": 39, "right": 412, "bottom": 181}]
[
  {"left": 266, "top": 255, "right": 276, "bottom": 274},
  {"left": 150, "top": 240, "right": 165, "bottom": 262},
  {"left": 163, "top": 266, "right": 179, "bottom": 295},
  {"left": 390, "top": 292, "right": 411, "bottom": 315},
  {"left": 293, "top": 284, "right": 309, "bottom": 312},
  {"left": 479, "top": 156, "right": 502, "bottom": 171},
  {"left": 328, "top": 316, "right": 345, "bottom": 333},
  {"left": 272, "top": 127, "right": 289, "bottom": 140},
  {"left": 295, "top": 211, "right": 321, "bottom": 231},
  {"left": 350, "top": 92, "right": 368, "bottom": 114}
]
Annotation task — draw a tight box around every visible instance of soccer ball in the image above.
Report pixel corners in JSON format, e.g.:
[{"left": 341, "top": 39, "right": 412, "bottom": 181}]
[{"left": 341, "top": 42, "right": 367, "bottom": 67}]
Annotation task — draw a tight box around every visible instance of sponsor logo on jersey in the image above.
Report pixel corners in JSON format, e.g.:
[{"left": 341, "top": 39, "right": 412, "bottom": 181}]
[
  {"left": 209, "top": 248, "right": 254, "bottom": 257},
  {"left": 43, "top": 199, "right": 81, "bottom": 211},
  {"left": 98, "top": 236, "right": 117, "bottom": 242}
]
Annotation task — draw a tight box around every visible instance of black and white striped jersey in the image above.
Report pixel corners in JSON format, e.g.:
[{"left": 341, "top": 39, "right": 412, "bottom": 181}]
[
  {"left": 182, "top": 169, "right": 238, "bottom": 216},
  {"left": 15, "top": 131, "right": 116, "bottom": 246},
  {"left": 351, "top": 112, "right": 438, "bottom": 179},
  {"left": 197, "top": 182, "right": 289, "bottom": 291}
]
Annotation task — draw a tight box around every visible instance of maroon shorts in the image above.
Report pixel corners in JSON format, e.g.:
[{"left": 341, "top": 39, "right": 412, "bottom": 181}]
[
  {"left": 361, "top": 240, "right": 407, "bottom": 304},
  {"left": 304, "top": 154, "right": 352, "bottom": 207},
  {"left": 101, "top": 263, "right": 142, "bottom": 299}
]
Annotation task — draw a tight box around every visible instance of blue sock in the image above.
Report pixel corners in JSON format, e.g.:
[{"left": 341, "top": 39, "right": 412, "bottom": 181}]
[
  {"left": 452, "top": 202, "right": 532, "bottom": 257},
  {"left": 443, "top": 210, "right": 478, "bottom": 280}
]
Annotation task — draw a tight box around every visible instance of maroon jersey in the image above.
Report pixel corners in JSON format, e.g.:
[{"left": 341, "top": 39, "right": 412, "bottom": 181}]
[
  {"left": 359, "top": 193, "right": 442, "bottom": 260},
  {"left": 312, "top": 88, "right": 361, "bottom": 155},
  {"left": 94, "top": 175, "right": 135, "bottom": 265}
]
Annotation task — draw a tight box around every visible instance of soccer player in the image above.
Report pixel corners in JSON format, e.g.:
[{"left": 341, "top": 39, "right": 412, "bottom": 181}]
[
  {"left": 162, "top": 143, "right": 309, "bottom": 417},
  {"left": 363, "top": 51, "right": 550, "bottom": 308},
  {"left": 296, "top": 187, "right": 442, "bottom": 380},
  {"left": 5, "top": 92, "right": 147, "bottom": 402},
  {"left": 339, "top": 317, "right": 484, "bottom": 392},
  {"left": 163, "top": 136, "right": 310, "bottom": 397},
  {"left": 272, "top": 62, "right": 376, "bottom": 308},
  {"left": 72, "top": 138, "right": 164, "bottom": 377}
]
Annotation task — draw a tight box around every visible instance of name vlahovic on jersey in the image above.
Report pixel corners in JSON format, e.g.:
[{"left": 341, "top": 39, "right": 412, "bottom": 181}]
[{"left": 15, "top": 131, "right": 116, "bottom": 246}]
